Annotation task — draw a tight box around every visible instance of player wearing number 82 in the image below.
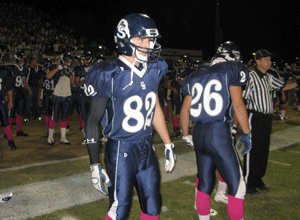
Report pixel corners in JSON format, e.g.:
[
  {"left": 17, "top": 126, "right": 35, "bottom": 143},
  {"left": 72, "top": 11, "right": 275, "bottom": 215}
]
[{"left": 84, "top": 13, "right": 175, "bottom": 220}]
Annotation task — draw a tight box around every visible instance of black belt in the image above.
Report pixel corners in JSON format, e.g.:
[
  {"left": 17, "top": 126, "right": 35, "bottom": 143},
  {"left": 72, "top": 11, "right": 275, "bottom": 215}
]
[{"left": 248, "top": 110, "right": 273, "bottom": 118}]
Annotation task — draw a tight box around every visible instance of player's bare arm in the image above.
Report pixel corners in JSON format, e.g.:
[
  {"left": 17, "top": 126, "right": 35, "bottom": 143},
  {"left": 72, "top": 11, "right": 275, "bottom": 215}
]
[
  {"left": 46, "top": 67, "right": 59, "bottom": 79},
  {"left": 230, "top": 86, "right": 250, "bottom": 134},
  {"left": 180, "top": 95, "right": 192, "bottom": 137},
  {"left": 152, "top": 93, "right": 171, "bottom": 145},
  {"left": 153, "top": 93, "right": 176, "bottom": 172}
]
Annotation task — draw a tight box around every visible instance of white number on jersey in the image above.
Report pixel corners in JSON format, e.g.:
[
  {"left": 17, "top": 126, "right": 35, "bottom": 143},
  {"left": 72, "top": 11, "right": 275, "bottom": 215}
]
[
  {"left": 190, "top": 79, "right": 223, "bottom": 117},
  {"left": 122, "top": 91, "right": 156, "bottom": 133},
  {"left": 15, "top": 75, "right": 25, "bottom": 88},
  {"left": 44, "top": 79, "right": 55, "bottom": 90}
]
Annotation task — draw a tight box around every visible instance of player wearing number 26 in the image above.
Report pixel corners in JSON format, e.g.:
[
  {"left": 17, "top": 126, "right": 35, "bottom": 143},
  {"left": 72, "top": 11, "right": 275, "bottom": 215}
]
[
  {"left": 180, "top": 41, "right": 251, "bottom": 220},
  {"left": 84, "top": 13, "right": 175, "bottom": 220}
]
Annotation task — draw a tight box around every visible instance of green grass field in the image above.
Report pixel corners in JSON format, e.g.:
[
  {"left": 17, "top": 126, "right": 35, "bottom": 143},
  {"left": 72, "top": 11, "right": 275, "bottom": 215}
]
[{"left": 1, "top": 103, "right": 300, "bottom": 219}]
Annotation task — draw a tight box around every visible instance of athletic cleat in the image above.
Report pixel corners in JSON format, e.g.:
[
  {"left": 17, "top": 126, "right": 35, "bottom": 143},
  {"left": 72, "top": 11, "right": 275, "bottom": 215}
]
[
  {"left": 8, "top": 140, "right": 17, "bottom": 150},
  {"left": 0, "top": 192, "right": 13, "bottom": 203},
  {"left": 47, "top": 137, "right": 54, "bottom": 145},
  {"left": 194, "top": 202, "right": 218, "bottom": 216},
  {"left": 17, "top": 130, "right": 29, "bottom": 136},
  {"left": 214, "top": 192, "right": 228, "bottom": 204},
  {"left": 60, "top": 138, "right": 71, "bottom": 145},
  {"left": 210, "top": 208, "right": 218, "bottom": 216},
  {"left": 81, "top": 139, "right": 87, "bottom": 145}
]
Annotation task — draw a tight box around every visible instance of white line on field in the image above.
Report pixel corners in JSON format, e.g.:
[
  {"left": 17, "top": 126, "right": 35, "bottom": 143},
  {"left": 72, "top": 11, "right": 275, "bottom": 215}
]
[
  {"left": 287, "top": 150, "right": 300, "bottom": 155},
  {"left": 268, "top": 159, "right": 291, "bottom": 166},
  {"left": 0, "top": 140, "right": 183, "bottom": 173},
  {"left": 0, "top": 156, "right": 89, "bottom": 173}
]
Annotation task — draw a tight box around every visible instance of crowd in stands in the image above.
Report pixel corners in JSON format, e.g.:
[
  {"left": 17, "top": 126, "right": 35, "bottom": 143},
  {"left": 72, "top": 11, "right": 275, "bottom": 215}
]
[{"left": 0, "top": 2, "right": 112, "bottom": 63}]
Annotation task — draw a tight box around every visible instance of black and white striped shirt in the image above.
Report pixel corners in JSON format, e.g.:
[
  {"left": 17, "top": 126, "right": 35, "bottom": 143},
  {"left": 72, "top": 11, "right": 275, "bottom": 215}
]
[{"left": 243, "top": 68, "right": 285, "bottom": 114}]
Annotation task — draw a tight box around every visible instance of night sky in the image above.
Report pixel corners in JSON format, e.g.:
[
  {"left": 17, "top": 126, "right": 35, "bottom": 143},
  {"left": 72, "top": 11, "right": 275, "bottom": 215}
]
[{"left": 8, "top": 0, "right": 300, "bottom": 63}]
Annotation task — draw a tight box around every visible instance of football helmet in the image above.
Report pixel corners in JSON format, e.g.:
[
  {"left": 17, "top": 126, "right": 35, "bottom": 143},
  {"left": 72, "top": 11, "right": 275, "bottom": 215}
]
[
  {"left": 60, "top": 52, "right": 73, "bottom": 67},
  {"left": 41, "top": 58, "right": 52, "bottom": 68},
  {"left": 178, "top": 55, "right": 192, "bottom": 68},
  {"left": 73, "top": 55, "right": 81, "bottom": 66},
  {"left": 193, "top": 60, "right": 201, "bottom": 70},
  {"left": 177, "top": 55, "right": 194, "bottom": 78},
  {"left": 215, "top": 41, "right": 241, "bottom": 61},
  {"left": 81, "top": 51, "right": 93, "bottom": 67},
  {"left": 114, "top": 13, "right": 161, "bottom": 62},
  {"left": 13, "top": 52, "right": 25, "bottom": 65}
]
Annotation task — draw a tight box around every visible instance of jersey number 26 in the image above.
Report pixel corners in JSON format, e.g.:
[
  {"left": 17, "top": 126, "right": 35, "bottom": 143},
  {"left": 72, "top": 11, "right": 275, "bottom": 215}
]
[{"left": 190, "top": 79, "right": 224, "bottom": 117}]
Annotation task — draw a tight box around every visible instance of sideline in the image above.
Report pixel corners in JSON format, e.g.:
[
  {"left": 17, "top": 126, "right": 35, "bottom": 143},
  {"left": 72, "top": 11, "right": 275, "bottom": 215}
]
[{"left": 0, "top": 127, "right": 299, "bottom": 220}]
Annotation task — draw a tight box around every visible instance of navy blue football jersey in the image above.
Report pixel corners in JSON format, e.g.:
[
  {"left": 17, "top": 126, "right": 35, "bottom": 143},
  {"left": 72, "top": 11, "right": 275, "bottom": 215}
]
[
  {"left": 84, "top": 56, "right": 168, "bottom": 140},
  {"left": 0, "top": 66, "right": 13, "bottom": 104},
  {"left": 39, "top": 66, "right": 58, "bottom": 95},
  {"left": 7, "top": 65, "right": 29, "bottom": 94},
  {"left": 75, "top": 66, "right": 90, "bottom": 95},
  {"left": 182, "top": 61, "right": 249, "bottom": 124}
]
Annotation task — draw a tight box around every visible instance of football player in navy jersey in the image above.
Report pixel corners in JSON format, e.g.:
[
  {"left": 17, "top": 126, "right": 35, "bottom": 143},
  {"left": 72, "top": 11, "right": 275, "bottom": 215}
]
[
  {"left": 169, "top": 55, "right": 194, "bottom": 139},
  {"left": 0, "top": 54, "right": 17, "bottom": 150},
  {"left": 84, "top": 13, "right": 176, "bottom": 220},
  {"left": 7, "top": 52, "right": 31, "bottom": 137},
  {"left": 75, "top": 51, "right": 93, "bottom": 144},
  {"left": 66, "top": 55, "right": 82, "bottom": 132},
  {"left": 180, "top": 41, "right": 251, "bottom": 220},
  {"left": 46, "top": 52, "right": 74, "bottom": 145},
  {"left": 38, "top": 58, "right": 57, "bottom": 136}
]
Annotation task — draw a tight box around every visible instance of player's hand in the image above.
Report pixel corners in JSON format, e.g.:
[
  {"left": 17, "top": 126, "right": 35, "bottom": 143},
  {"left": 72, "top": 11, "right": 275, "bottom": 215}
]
[
  {"left": 90, "top": 164, "right": 112, "bottom": 195},
  {"left": 57, "top": 64, "right": 63, "bottom": 70},
  {"left": 182, "top": 135, "right": 194, "bottom": 148},
  {"left": 237, "top": 133, "right": 252, "bottom": 155},
  {"left": 164, "top": 143, "right": 176, "bottom": 172}
]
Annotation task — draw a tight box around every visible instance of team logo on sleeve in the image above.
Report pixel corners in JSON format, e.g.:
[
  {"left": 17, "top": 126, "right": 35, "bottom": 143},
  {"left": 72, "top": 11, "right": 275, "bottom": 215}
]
[
  {"left": 240, "top": 71, "right": 246, "bottom": 83},
  {"left": 84, "top": 84, "right": 97, "bottom": 96}
]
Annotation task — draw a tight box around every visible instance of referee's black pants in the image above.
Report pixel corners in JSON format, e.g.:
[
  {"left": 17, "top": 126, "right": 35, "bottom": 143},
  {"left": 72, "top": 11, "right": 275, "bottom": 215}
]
[{"left": 243, "top": 111, "right": 272, "bottom": 190}]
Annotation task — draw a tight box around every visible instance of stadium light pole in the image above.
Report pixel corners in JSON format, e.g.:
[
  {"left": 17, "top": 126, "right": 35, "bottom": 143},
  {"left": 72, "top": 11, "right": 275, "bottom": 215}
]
[{"left": 215, "top": 0, "right": 222, "bottom": 51}]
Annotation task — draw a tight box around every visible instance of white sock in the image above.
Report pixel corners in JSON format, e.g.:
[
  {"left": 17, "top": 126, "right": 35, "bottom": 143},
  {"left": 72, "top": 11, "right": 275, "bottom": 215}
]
[
  {"left": 48, "top": 128, "right": 54, "bottom": 139},
  {"left": 198, "top": 214, "right": 210, "bottom": 220},
  {"left": 217, "top": 181, "right": 227, "bottom": 193},
  {"left": 281, "top": 110, "right": 285, "bottom": 118},
  {"left": 61, "top": 128, "right": 66, "bottom": 139}
]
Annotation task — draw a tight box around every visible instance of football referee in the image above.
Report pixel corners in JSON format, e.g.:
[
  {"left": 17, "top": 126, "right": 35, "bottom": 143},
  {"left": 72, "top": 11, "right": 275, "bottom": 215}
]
[{"left": 243, "top": 49, "right": 298, "bottom": 194}]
